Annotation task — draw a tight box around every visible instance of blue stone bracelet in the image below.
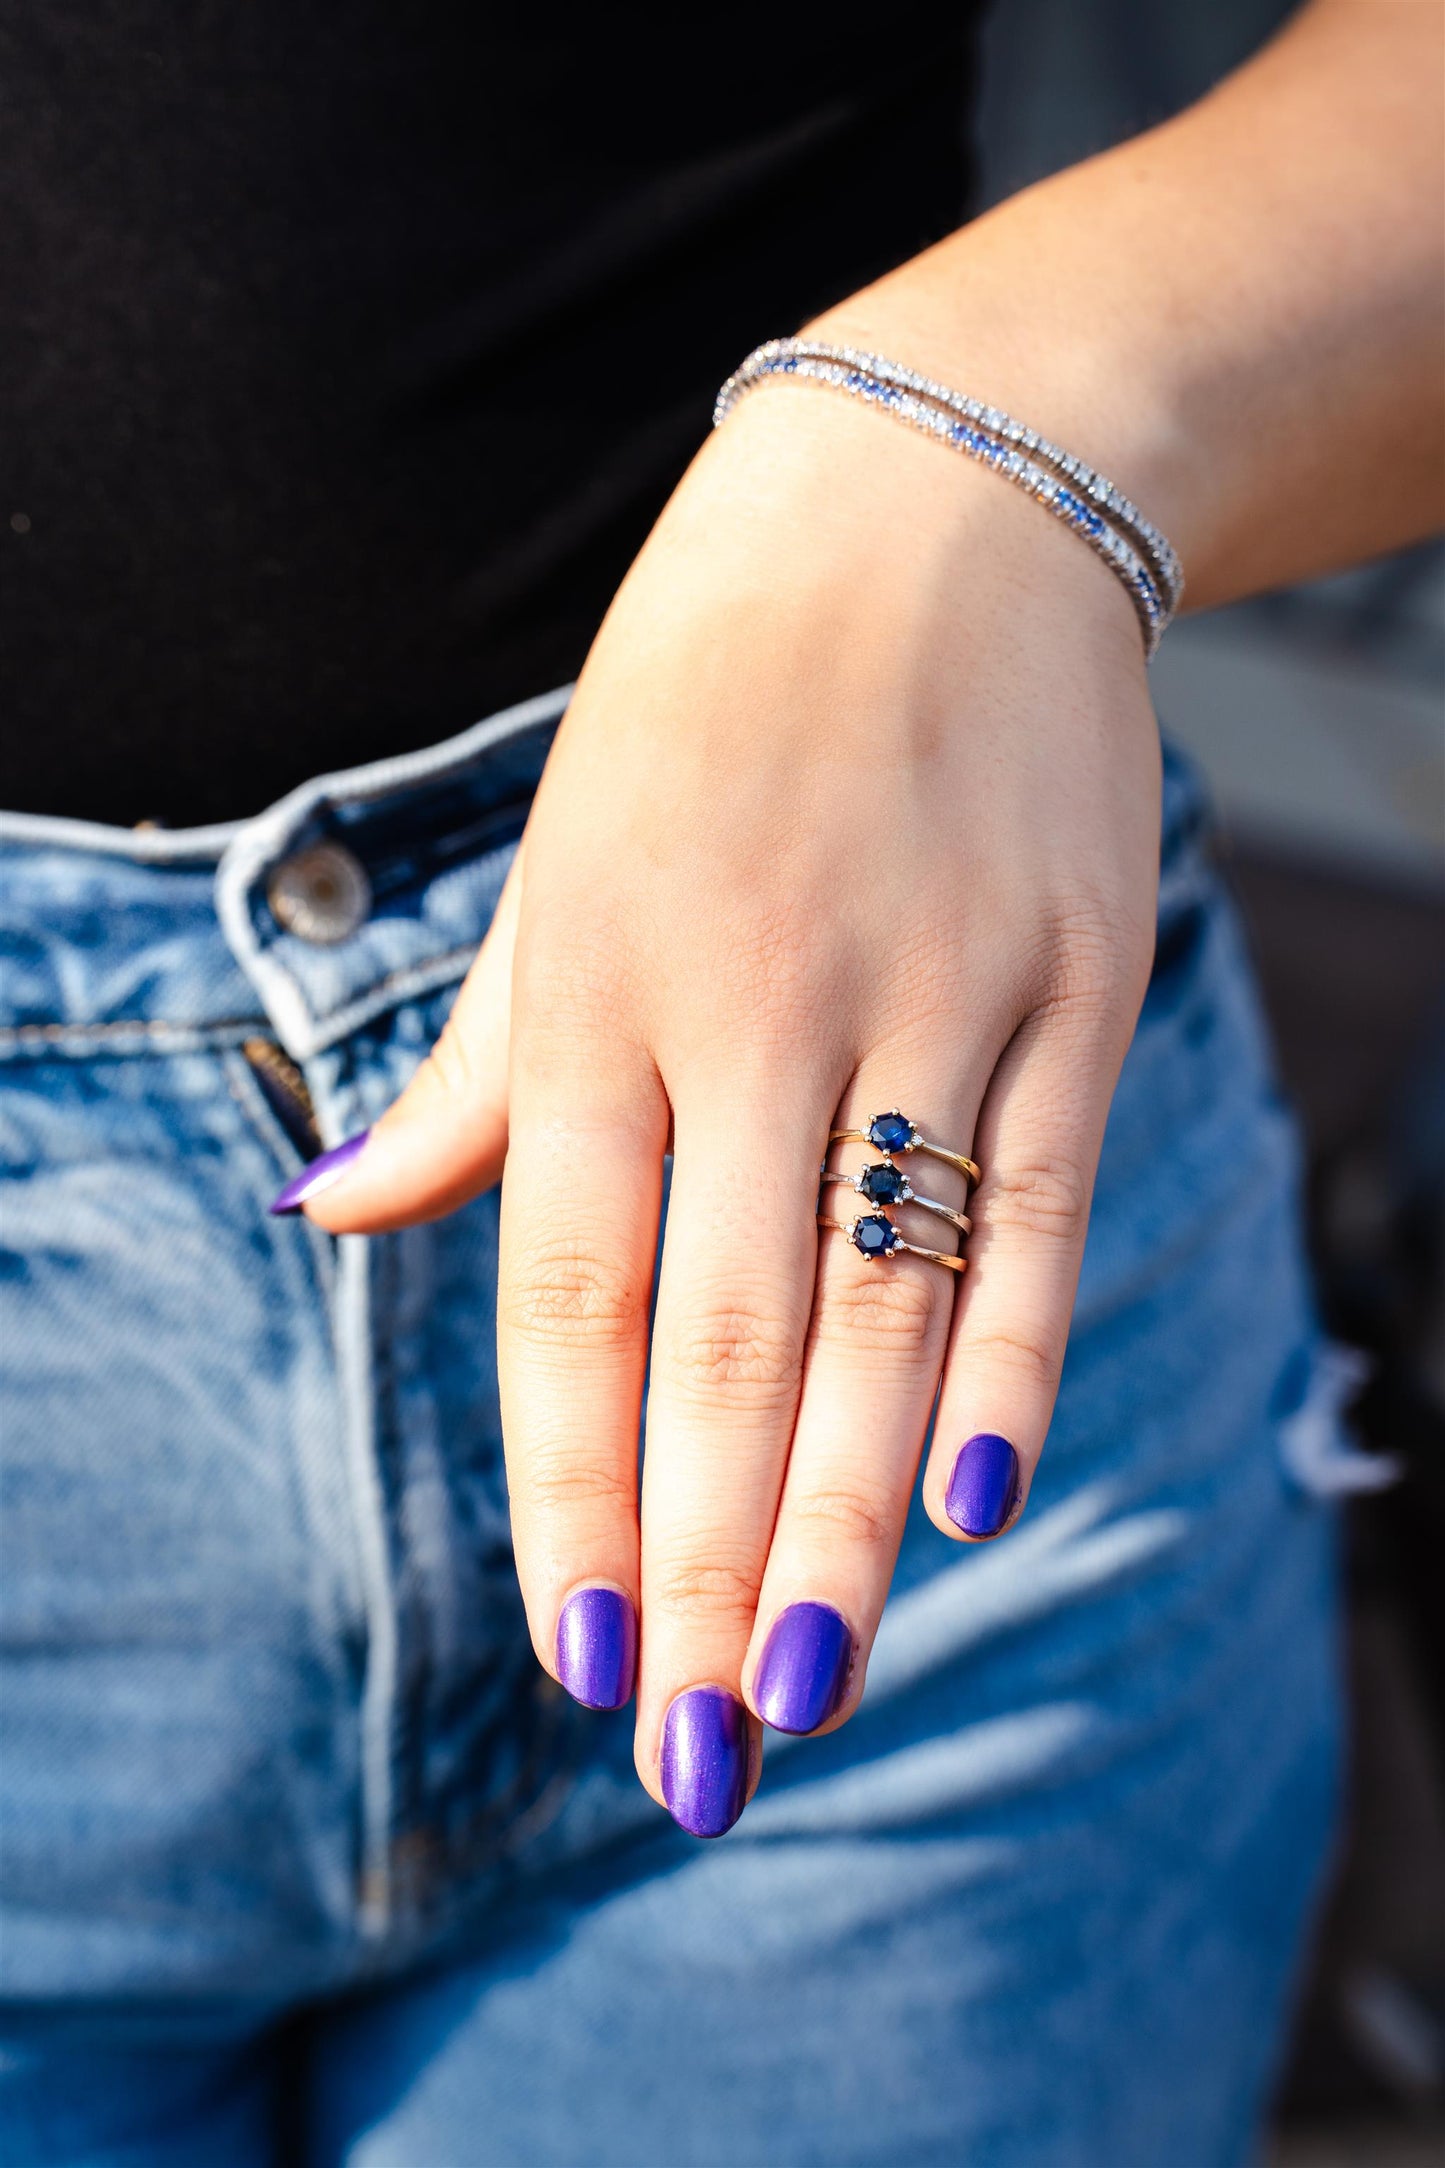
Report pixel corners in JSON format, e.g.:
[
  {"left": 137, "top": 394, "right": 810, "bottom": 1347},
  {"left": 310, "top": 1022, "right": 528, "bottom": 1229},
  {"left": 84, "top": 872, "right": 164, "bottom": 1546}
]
[
  {"left": 714, "top": 338, "right": 1182, "bottom": 656},
  {"left": 768, "top": 337, "right": 1183, "bottom": 612}
]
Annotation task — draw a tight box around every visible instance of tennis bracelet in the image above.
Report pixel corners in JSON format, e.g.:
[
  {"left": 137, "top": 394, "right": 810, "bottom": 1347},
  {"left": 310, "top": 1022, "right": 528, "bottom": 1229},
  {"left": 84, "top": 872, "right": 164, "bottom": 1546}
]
[{"left": 714, "top": 337, "right": 1183, "bottom": 655}]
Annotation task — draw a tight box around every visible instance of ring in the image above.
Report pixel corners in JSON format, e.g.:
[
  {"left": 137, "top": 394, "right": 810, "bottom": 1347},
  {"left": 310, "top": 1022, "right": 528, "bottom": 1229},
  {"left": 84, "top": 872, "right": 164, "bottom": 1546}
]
[
  {"left": 819, "top": 1162, "right": 972, "bottom": 1235},
  {"left": 828, "top": 1109, "right": 980, "bottom": 1184},
  {"left": 817, "top": 1212, "right": 967, "bottom": 1274}
]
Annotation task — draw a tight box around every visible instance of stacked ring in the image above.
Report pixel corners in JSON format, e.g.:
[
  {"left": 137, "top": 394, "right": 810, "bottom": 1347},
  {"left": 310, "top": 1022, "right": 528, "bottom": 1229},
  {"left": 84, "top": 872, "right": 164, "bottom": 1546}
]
[
  {"left": 816, "top": 1212, "right": 967, "bottom": 1274},
  {"left": 817, "top": 1109, "right": 980, "bottom": 1276},
  {"left": 819, "top": 1163, "right": 971, "bottom": 1236},
  {"left": 828, "top": 1109, "right": 980, "bottom": 1185}
]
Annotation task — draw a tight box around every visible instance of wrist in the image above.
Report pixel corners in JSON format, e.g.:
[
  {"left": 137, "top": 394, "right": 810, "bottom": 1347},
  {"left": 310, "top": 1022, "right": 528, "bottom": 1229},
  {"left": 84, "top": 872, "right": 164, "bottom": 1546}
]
[
  {"left": 720, "top": 338, "right": 1179, "bottom": 648},
  {"left": 800, "top": 225, "right": 1213, "bottom": 602},
  {"left": 669, "top": 378, "right": 1148, "bottom": 682}
]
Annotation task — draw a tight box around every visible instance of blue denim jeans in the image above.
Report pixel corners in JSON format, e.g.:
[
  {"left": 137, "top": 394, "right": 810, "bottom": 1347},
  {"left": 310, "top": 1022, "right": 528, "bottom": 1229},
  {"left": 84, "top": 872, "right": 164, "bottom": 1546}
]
[{"left": 0, "top": 690, "right": 1356, "bottom": 2165}]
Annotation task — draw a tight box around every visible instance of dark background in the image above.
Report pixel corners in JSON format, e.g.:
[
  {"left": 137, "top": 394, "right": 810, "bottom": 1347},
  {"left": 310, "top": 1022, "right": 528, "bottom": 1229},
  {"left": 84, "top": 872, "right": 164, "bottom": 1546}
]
[{"left": 975, "top": 6, "right": 1445, "bottom": 2161}]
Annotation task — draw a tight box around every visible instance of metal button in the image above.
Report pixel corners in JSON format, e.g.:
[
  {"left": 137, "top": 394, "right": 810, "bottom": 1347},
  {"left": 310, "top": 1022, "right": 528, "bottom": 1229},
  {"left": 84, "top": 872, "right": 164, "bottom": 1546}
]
[{"left": 266, "top": 841, "right": 371, "bottom": 945}]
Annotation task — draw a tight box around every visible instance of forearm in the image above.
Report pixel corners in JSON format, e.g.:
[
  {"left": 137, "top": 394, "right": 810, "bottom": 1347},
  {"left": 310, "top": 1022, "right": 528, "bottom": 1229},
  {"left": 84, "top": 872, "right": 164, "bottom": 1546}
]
[{"left": 808, "top": 0, "right": 1444, "bottom": 610}]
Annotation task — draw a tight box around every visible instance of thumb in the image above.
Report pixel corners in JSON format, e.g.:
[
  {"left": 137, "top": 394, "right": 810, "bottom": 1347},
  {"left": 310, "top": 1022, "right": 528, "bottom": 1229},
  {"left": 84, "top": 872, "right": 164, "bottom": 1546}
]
[{"left": 280, "top": 840, "right": 524, "bottom": 1233}]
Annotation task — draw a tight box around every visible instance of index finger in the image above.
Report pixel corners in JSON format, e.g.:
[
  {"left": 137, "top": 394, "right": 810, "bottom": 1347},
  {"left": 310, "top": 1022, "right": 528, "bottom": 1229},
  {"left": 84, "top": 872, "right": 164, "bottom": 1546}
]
[{"left": 496, "top": 1027, "right": 668, "bottom": 1713}]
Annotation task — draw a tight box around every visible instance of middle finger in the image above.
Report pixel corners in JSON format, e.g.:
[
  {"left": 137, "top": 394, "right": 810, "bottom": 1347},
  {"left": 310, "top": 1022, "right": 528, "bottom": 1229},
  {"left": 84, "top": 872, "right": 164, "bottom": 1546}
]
[{"left": 636, "top": 1080, "right": 825, "bottom": 1836}]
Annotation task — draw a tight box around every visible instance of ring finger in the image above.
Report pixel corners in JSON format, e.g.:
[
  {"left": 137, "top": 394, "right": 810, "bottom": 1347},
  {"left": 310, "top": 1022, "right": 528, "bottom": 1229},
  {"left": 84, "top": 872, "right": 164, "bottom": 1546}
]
[{"left": 741, "top": 1060, "right": 986, "bottom": 1741}]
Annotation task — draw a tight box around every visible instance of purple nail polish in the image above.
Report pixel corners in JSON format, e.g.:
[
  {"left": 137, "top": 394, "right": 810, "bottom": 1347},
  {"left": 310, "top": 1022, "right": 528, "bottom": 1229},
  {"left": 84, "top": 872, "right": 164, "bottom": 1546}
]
[
  {"left": 753, "top": 1602, "right": 853, "bottom": 1735},
  {"left": 945, "top": 1432, "right": 1020, "bottom": 1537},
  {"left": 269, "top": 1129, "right": 371, "bottom": 1216},
  {"left": 660, "top": 1688, "right": 749, "bottom": 1838},
  {"left": 555, "top": 1586, "right": 637, "bottom": 1711}
]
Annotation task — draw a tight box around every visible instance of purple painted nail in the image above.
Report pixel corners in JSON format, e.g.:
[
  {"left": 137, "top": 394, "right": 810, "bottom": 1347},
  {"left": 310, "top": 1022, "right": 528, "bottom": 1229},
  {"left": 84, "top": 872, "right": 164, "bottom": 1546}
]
[
  {"left": 945, "top": 1432, "right": 1020, "bottom": 1537},
  {"left": 753, "top": 1602, "right": 853, "bottom": 1735},
  {"left": 269, "top": 1129, "right": 371, "bottom": 1216},
  {"left": 555, "top": 1586, "right": 637, "bottom": 1712},
  {"left": 660, "top": 1687, "right": 749, "bottom": 1838}
]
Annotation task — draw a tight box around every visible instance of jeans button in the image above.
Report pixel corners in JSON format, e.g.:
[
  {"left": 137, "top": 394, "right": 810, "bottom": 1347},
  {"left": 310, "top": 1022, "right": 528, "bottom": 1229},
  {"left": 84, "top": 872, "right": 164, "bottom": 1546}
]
[{"left": 266, "top": 842, "right": 371, "bottom": 944}]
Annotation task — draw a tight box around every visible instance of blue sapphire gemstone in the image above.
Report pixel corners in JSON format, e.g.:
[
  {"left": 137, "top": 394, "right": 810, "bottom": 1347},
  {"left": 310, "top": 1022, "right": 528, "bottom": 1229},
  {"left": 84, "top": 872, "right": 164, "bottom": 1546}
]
[
  {"left": 860, "top": 1162, "right": 906, "bottom": 1205},
  {"left": 868, "top": 1112, "right": 914, "bottom": 1154},
  {"left": 850, "top": 1215, "right": 900, "bottom": 1258}
]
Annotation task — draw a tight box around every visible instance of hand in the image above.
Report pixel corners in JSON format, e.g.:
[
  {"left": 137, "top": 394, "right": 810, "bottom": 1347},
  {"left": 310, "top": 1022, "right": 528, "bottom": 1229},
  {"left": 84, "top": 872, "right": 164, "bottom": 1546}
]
[{"left": 305, "top": 379, "right": 1162, "bottom": 1835}]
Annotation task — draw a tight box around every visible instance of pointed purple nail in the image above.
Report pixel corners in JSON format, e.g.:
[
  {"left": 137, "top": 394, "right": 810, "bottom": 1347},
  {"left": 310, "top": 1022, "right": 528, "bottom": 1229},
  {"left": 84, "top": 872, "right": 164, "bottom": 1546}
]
[
  {"left": 555, "top": 1586, "right": 637, "bottom": 1711},
  {"left": 753, "top": 1602, "right": 853, "bottom": 1735},
  {"left": 945, "top": 1432, "right": 1020, "bottom": 1537},
  {"left": 269, "top": 1129, "right": 371, "bottom": 1216},
  {"left": 660, "top": 1688, "right": 749, "bottom": 1838}
]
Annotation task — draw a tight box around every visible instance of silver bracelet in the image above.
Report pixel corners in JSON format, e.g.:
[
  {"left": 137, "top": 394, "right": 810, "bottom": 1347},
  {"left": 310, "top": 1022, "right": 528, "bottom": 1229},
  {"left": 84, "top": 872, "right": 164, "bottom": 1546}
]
[
  {"left": 761, "top": 338, "right": 1183, "bottom": 612},
  {"left": 714, "top": 338, "right": 1182, "bottom": 655}
]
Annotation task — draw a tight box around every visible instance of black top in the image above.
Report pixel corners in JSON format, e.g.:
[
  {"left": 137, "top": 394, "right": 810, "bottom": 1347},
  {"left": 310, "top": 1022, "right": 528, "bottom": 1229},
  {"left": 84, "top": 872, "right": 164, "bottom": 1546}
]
[{"left": 2, "top": 6, "right": 980, "bottom": 825}]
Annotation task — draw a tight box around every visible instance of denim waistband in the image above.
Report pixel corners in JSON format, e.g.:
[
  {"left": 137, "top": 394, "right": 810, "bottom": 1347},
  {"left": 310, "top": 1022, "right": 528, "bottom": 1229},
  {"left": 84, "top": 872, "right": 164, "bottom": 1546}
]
[
  {"left": 0, "top": 688, "right": 569, "bottom": 1057},
  {"left": 0, "top": 692, "right": 1209, "bottom": 1056}
]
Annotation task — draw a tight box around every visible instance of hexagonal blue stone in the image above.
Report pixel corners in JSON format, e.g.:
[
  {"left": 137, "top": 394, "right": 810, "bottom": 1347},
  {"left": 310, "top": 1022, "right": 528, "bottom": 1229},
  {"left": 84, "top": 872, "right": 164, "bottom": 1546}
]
[
  {"left": 860, "top": 1162, "right": 906, "bottom": 1206},
  {"left": 868, "top": 1112, "right": 913, "bottom": 1155},
  {"left": 850, "top": 1214, "right": 900, "bottom": 1258}
]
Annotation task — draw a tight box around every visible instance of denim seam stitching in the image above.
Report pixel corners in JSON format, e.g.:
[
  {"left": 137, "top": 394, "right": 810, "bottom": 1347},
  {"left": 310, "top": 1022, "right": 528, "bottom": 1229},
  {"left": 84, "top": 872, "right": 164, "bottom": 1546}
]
[
  {"left": 0, "top": 956, "right": 475, "bottom": 1059},
  {"left": 333, "top": 1230, "right": 398, "bottom": 1938},
  {"left": 218, "top": 1047, "right": 388, "bottom": 1724},
  {"left": 0, "top": 1019, "right": 263, "bottom": 1057},
  {"left": 262, "top": 943, "right": 481, "bottom": 1062}
]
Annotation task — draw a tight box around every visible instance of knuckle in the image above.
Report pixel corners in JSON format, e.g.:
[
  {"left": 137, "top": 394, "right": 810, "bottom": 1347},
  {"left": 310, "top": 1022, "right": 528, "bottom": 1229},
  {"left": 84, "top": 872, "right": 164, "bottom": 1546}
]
[
  {"left": 1049, "top": 890, "right": 1126, "bottom": 951},
  {"left": 500, "top": 1238, "right": 648, "bottom": 1352},
  {"left": 711, "top": 895, "right": 826, "bottom": 1003},
  {"left": 983, "top": 1154, "right": 1091, "bottom": 1242},
  {"left": 1043, "top": 896, "right": 1153, "bottom": 1013},
  {"left": 812, "top": 1258, "right": 948, "bottom": 1361},
  {"left": 966, "top": 1319, "right": 1064, "bottom": 1393},
  {"left": 1046, "top": 952, "right": 1121, "bottom": 1019},
  {"left": 649, "top": 1553, "right": 761, "bottom": 1626},
  {"left": 520, "top": 1449, "right": 635, "bottom": 1517},
  {"left": 787, "top": 1481, "right": 897, "bottom": 1552},
  {"left": 657, "top": 1299, "right": 801, "bottom": 1406},
  {"left": 513, "top": 938, "right": 637, "bottom": 1068}
]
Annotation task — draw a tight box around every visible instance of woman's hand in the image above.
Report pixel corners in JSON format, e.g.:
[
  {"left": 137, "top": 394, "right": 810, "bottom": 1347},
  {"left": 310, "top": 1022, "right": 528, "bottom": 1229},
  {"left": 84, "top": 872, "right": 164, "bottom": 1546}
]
[
  {"left": 285, "top": 0, "right": 1445, "bottom": 1835},
  {"left": 306, "top": 380, "right": 1162, "bottom": 1833}
]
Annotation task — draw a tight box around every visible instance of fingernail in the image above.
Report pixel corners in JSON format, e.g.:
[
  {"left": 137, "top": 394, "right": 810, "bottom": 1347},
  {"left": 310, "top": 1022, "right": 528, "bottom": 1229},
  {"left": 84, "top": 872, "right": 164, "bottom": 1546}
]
[
  {"left": 753, "top": 1601, "right": 853, "bottom": 1735},
  {"left": 269, "top": 1129, "right": 371, "bottom": 1216},
  {"left": 945, "top": 1433, "right": 1020, "bottom": 1538},
  {"left": 555, "top": 1586, "right": 637, "bottom": 1712},
  {"left": 660, "top": 1687, "right": 749, "bottom": 1838}
]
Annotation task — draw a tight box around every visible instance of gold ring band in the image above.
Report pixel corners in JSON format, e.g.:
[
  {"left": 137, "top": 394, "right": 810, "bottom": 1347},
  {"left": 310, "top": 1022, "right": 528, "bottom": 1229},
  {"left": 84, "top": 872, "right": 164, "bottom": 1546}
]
[
  {"left": 828, "top": 1109, "right": 980, "bottom": 1186},
  {"left": 817, "top": 1213, "right": 967, "bottom": 1275}
]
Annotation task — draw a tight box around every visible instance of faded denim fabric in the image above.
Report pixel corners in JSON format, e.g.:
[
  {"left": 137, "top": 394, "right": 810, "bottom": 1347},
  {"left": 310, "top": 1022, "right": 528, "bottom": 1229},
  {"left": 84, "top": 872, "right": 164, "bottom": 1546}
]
[{"left": 0, "top": 693, "right": 1350, "bottom": 2165}]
